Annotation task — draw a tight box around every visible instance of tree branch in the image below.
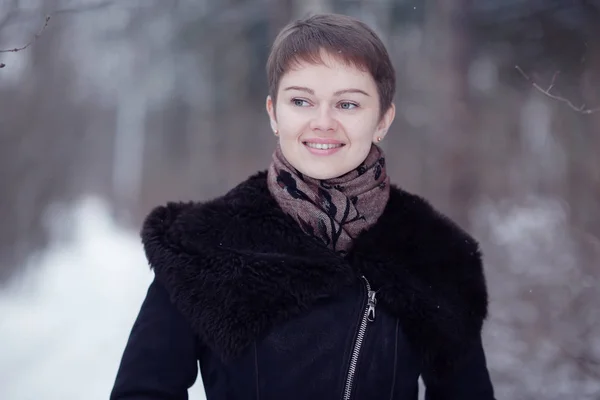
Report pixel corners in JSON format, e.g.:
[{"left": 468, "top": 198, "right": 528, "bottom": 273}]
[
  {"left": 0, "top": 0, "right": 168, "bottom": 69},
  {"left": 0, "top": 15, "right": 50, "bottom": 68},
  {"left": 515, "top": 65, "right": 600, "bottom": 114}
]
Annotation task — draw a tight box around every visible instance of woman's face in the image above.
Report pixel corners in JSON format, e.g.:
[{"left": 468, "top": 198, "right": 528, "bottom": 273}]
[{"left": 266, "top": 51, "right": 395, "bottom": 180}]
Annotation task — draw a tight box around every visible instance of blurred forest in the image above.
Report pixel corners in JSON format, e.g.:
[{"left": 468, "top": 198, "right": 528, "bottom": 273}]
[{"left": 1, "top": 0, "right": 599, "bottom": 398}]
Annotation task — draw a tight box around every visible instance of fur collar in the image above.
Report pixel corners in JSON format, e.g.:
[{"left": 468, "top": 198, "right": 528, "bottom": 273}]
[{"left": 141, "top": 171, "right": 488, "bottom": 377}]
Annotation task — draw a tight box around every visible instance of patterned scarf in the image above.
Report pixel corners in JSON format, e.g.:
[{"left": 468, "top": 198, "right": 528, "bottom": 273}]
[{"left": 267, "top": 143, "right": 390, "bottom": 255}]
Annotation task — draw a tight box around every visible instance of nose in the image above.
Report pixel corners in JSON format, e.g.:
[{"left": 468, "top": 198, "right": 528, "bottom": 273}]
[{"left": 309, "top": 106, "right": 337, "bottom": 132}]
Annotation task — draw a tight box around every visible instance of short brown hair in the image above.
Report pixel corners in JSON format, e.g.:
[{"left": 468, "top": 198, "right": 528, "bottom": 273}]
[{"left": 266, "top": 13, "right": 396, "bottom": 119}]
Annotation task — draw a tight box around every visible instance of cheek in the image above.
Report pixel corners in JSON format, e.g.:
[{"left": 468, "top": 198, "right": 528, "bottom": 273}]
[
  {"left": 275, "top": 107, "right": 305, "bottom": 135},
  {"left": 346, "top": 118, "right": 379, "bottom": 141}
]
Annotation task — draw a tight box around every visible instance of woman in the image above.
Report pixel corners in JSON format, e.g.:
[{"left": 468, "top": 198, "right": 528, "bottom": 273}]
[{"left": 110, "top": 13, "right": 496, "bottom": 400}]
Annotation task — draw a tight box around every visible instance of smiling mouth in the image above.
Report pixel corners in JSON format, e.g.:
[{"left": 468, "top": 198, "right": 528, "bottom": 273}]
[{"left": 303, "top": 142, "right": 345, "bottom": 150}]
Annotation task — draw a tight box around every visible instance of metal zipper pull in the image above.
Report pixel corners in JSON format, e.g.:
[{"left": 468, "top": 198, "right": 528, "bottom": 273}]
[{"left": 366, "top": 290, "right": 377, "bottom": 322}]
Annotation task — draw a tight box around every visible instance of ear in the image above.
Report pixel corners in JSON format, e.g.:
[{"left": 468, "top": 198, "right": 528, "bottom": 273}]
[
  {"left": 266, "top": 95, "right": 278, "bottom": 134},
  {"left": 373, "top": 103, "right": 396, "bottom": 143}
]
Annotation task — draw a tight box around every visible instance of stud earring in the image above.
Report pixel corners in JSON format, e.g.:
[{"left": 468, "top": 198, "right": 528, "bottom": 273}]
[
  {"left": 274, "top": 130, "right": 279, "bottom": 136},
  {"left": 376, "top": 136, "right": 382, "bottom": 142}
]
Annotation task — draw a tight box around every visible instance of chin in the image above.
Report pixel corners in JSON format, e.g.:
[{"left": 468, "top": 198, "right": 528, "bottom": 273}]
[{"left": 299, "top": 167, "right": 346, "bottom": 180}]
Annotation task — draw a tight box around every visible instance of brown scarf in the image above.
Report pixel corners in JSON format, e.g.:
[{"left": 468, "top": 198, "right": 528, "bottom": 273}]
[{"left": 267, "top": 143, "right": 390, "bottom": 255}]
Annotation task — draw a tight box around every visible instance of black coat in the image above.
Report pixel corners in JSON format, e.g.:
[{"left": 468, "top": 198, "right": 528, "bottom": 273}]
[{"left": 110, "top": 171, "right": 496, "bottom": 400}]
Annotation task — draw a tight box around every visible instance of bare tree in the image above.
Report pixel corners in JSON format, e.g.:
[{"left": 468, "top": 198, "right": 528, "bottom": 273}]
[
  {"left": 0, "top": 0, "right": 120, "bottom": 282},
  {"left": 0, "top": 0, "right": 119, "bottom": 68},
  {"left": 0, "top": 15, "right": 50, "bottom": 68},
  {"left": 515, "top": 65, "right": 600, "bottom": 114}
]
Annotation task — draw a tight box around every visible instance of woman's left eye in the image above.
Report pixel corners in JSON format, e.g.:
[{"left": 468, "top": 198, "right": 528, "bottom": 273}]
[{"left": 339, "top": 102, "right": 358, "bottom": 110}]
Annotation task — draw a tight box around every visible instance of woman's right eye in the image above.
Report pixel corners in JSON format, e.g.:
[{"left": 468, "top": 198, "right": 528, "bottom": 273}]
[{"left": 292, "top": 99, "right": 310, "bottom": 107}]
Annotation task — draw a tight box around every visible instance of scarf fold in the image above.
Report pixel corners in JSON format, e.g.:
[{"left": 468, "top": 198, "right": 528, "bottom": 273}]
[{"left": 267, "top": 143, "right": 390, "bottom": 254}]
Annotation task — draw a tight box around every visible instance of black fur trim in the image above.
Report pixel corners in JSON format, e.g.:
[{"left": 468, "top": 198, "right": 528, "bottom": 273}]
[{"left": 141, "top": 171, "right": 488, "bottom": 378}]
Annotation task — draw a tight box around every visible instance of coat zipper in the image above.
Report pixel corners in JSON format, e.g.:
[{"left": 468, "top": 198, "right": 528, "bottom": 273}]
[{"left": 342, "top": 275, "right": 377, "bottom": 400}]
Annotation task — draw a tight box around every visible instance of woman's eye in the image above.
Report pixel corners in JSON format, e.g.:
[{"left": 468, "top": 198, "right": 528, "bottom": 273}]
[
  {"left": 292, "top": 99, "right": 310, "bottom": 107},
  {"left": 339, "top": 102, "right": 358, "bottom": 110}
]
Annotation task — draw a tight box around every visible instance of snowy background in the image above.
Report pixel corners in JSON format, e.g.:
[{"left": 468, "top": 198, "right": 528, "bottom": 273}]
[
  {"left": 1, "top": 1, "right": 599, "bottom": 399},
  {"left": 0, "top": 198, "right": 207, "bottom": 400}
]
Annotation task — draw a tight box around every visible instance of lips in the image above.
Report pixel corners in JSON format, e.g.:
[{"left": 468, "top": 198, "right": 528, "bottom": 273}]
[
  {"left": 304, "top": 142, "right": 345, "bottom": 150},
  {"left": 302, "top": 140, "right": 346, "bottom": 156}
]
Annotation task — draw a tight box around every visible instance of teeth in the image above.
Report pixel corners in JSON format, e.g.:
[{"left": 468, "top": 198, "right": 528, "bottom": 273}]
[{"left": 305, "top": 143, "right": 343, "bottom": 150}]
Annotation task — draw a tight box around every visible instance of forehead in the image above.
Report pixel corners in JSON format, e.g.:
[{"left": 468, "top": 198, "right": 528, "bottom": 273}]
[{"left": 278, "top": 52, "right": 376, "bottom": 92}]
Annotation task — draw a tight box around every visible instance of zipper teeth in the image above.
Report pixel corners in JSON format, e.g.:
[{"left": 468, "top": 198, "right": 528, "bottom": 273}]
[
  {"left": 342, "top": 306, "right": 369, "bottom": 400},
  {"left": 342, "top": 277, "right": 372, "bottom": 400}
]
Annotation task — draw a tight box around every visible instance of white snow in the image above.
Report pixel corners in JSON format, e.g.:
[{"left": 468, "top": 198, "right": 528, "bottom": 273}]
[{"left": 0, "top": 197, "right": 206, "bottom": 400}]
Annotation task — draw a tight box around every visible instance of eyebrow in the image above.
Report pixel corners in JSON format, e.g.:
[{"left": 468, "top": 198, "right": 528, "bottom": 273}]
[{"left": 283, "top": 86, "right": 370, "bottom": 97}]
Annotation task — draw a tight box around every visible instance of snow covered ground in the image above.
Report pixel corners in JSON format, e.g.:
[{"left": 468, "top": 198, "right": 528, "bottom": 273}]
[{"left": 0, "top": 197, "right": 206, "bottom": 400}]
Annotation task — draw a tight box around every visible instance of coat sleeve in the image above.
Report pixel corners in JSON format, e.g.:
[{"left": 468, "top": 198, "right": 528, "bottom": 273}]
[
  {"left": 422, "top": 333, "right": 496, "bottom": 400},
  {"left": 110, "top": 277, "right": 201, "bottom": 400}
]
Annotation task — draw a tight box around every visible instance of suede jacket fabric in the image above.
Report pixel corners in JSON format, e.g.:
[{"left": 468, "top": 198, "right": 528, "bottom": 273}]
[{"left": 110, "top": 171, "right": 496, "bottom": 400}]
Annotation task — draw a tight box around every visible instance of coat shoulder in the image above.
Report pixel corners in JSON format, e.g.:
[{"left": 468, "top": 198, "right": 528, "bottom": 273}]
[
  {"left": 140, "top": 171, "right": 273, "bottom": 266},
  {"left": 355, "top": 185, "right": 489, "bottom": 379},
  {"left": 379, "top": 184, "right": 485, "bottom": 288},
  {"left": 389, "top": 185, "right": 482, "bottom": 253}
]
